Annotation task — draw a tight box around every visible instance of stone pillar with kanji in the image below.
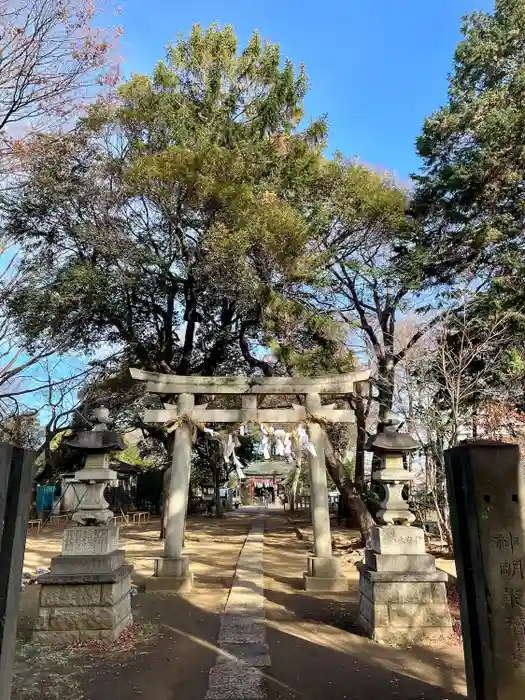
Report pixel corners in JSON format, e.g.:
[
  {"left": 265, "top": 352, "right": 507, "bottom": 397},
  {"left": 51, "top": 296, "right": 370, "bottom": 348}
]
[
  {"left": 358, "top": 412, "right": 452, "bottom": 644},
  {"left": 446, "top": 441, "right": 525, "bottom": 700},
  {"left": 34, "top": 408, "right": 133, "bottom": 645}
]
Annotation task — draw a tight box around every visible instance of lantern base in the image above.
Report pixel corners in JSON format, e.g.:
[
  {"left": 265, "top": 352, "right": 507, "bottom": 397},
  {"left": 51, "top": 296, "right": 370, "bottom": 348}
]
[
  {"left": 358, "top": 525, "right": 453, "bottom": 645},
  {"left": 34, "top": 562, "right": 132, "bottom": 646}
]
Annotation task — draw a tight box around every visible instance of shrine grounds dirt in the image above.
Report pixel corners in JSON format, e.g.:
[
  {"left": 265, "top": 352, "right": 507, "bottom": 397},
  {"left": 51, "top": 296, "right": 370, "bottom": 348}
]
[
  {"left": 263, "top": 513, "right": 466, "bottom": 700},
  {"left": 15, "top": 514, "right": 253, "bottom": 700},
  {"left": 13, "top": 509, "right": 467, "bottom": 700}
]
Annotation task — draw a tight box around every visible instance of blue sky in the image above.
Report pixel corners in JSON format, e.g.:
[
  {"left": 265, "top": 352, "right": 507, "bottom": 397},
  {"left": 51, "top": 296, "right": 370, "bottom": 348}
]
[{"left": 118, "top": 0, "right": 494, "bottom": 180}]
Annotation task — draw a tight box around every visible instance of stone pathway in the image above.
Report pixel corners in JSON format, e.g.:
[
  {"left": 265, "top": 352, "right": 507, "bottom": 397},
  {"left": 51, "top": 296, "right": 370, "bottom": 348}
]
[{"left": 205, "top": 516, "right": 269, "bottom": 700}]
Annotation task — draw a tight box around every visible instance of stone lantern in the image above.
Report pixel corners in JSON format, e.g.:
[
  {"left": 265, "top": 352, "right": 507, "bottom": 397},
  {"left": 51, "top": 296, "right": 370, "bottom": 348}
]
[
  {"left": 34, "top": 407, "right": 133, "bottom": 645},
  {"left": 357, "top": 411, "right": 453, "bottom": 644},
  {"left": 367, "top": 410, "right": 419, "bottom": 526},
  {"left": 66, "top": 406, "right": 126, "bottom": 526}
]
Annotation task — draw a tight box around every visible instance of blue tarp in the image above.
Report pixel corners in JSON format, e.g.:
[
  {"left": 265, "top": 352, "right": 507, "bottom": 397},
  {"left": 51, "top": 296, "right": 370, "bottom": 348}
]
[{"left": 36, "top": 485, "right": 55, "bottom": 512}]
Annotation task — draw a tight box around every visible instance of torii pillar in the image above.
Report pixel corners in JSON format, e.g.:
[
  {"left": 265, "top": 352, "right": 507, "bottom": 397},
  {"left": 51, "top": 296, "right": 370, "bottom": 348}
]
[
  {"left": 130, "top": 369, "right": 370, "bottom": 594},
  {"left": 150, "top": 392, "right": 195, "bottom": 593},
  {"left": 304, "top": 392, "right": 348, "bottom": 591}
]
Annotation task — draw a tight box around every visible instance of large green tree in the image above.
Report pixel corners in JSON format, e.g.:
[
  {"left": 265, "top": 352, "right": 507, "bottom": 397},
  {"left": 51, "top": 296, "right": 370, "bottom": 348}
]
[
  {"left": 411, "top": 0, "right": 525, "bottom": 296},
  {"left": 406, "top": 0, "right": 525, "bottom": 411},
  {"left": 6, "top": 23, "right": 437, "bottom": 544},
  {"left": 270, "top": 162, "right": 433, "bottom": 483},
  {"left": 5, "top": 24, "right": 326, "bottom": 389},
  {"left": 4, "top": 24, "right": 333, "bottom": 536}
]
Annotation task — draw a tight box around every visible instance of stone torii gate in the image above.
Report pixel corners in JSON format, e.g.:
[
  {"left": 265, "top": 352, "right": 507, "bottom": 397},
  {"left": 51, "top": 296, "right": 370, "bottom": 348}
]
[{"left": 130, "top": 369, "right": 370, "bottom": 593}]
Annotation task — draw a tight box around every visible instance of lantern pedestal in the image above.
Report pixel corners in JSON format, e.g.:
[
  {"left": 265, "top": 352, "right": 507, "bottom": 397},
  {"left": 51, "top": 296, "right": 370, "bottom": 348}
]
[
  {"left": 34, "top": 526, "right": 133, "bottom": 645},
  {"left": 358, "top": 525, "right": 452, "bottom": 644}
]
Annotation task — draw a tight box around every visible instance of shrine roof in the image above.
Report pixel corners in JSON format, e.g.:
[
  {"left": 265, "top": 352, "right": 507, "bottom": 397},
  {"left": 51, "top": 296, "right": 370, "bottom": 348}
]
[{"left": 243, "top": 460, "right": 295, "bottom": 477}]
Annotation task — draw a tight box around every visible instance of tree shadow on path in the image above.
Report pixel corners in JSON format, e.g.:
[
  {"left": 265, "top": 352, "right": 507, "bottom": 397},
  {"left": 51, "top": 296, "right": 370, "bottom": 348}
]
[
  {"left": 263, "top": 515, "right": 466, "bottom": 700},
  {"left": 55, "top": 511, "right": 467, "bottom": 700}
]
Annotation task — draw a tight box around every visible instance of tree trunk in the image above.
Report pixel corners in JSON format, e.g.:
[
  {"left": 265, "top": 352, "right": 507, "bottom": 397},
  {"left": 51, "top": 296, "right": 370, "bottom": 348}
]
[
  {"left": 431, "top": 487, "right": 453, "bottom": 552},
  {"left": 289, "top": 454, "right": 302, "bottom": 512},
  {"left": 341, "top": 486, "right": 374, "bottom": 546},
  {"left": 353, "top": 394, "right": 367, "bottom": 490},
  {"left": 214, "top": 461, "right": 223, "bottom": 518},
  {"left": 428, "top": 439, "right": 454, "bottom": 553},
  {"left": 376, "top": 359, "right": 396, "bottom": 421},
  {"left": 323, "top": 433, "right": 375, "bottom": 546}
]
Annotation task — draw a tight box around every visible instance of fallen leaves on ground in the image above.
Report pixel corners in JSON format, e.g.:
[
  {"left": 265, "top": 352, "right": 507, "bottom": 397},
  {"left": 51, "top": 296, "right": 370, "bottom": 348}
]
[{"left": 13, "top": 621, "right": 158, "bottom": 700}]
